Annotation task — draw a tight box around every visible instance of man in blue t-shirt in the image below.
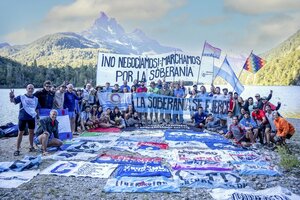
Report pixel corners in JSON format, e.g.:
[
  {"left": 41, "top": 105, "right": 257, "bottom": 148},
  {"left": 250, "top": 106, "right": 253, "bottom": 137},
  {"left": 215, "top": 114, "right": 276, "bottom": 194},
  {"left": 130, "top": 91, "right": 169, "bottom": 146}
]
[
  {"left": 10, "top": 84, "right": 40, "bottom": 156},
  {"left": 193, "top": 106, "right": 207, "bottom": 128}
]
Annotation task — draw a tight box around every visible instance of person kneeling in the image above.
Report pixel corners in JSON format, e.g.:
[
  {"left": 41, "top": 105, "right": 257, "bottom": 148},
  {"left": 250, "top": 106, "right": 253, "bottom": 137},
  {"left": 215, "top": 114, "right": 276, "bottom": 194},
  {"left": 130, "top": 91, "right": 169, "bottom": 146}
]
[
  {"left": 273, "top": 111, "right": 295, "bottom": 145},
  {"left": 34, "top": 109, "right": 63, "bottom": 156}
]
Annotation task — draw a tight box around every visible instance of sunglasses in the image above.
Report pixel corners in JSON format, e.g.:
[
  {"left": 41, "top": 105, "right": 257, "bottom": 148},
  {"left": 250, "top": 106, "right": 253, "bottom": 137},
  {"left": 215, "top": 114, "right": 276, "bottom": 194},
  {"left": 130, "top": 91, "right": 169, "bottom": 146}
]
[{"left": 45, "top": 85, "right": 52, "bottom": 88}]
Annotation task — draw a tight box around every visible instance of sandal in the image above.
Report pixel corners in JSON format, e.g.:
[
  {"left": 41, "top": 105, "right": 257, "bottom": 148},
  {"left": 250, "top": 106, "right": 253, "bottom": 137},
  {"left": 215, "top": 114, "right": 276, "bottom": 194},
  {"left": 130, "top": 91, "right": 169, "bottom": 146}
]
[
  {"left": 14, "top": 150, "right": 20, "bottom": 156},
  {"left": 29, "top": 146, "right": 37, "bottom": 152},
  {"left": 42, "top": 151, "right": 50, "bottom": 156}
]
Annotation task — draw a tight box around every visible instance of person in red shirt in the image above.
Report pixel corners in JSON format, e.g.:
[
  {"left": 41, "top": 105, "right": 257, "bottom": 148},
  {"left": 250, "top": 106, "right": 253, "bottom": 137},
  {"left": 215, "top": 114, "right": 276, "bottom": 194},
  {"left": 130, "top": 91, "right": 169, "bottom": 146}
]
[{"left": 252, "top": 105, "right": 269, "bottom": 144}]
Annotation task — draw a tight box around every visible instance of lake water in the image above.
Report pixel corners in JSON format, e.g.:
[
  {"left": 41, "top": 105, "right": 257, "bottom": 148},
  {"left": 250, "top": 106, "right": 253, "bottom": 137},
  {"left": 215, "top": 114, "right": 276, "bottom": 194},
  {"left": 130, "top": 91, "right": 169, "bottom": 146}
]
[{"left": 0, "top": 86, "right": 299, "bottom": 125}]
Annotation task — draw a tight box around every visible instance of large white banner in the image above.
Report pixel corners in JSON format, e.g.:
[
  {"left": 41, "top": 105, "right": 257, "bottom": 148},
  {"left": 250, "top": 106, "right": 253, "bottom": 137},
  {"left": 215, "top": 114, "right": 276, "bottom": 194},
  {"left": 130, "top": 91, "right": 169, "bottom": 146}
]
[{"left": 97, "top": 52, "right": 213, "bottom": 85}]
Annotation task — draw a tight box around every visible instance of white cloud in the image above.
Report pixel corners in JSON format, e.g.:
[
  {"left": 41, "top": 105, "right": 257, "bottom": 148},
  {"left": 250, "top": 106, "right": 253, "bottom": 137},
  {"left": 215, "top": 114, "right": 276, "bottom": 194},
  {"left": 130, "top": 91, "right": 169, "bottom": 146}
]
[
  {"left": 224, "top": 0, "right": 300, "bottom": 15},
  {"left": 231, "top": 13, "right": 300, "bottom": 53},
  {"left": 4, "top": 0, "right": 186, "bottom": 44}
]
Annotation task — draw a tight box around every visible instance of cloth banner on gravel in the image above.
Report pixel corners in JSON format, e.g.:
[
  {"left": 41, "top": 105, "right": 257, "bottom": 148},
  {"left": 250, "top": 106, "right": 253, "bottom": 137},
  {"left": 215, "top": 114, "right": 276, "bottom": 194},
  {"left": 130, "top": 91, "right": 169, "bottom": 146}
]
[
  {"left": 66, "top": 140, "right": 112, "bottom": 153},
  {"left": 167, "top": 140, "right": 209, "bottom": 149},
  {"left": 224, "top": 150, "right": 262, "bottom": 162},
  {"left": 0, "top": 156, "right": 41, "bottom": 172},
  {"left": 204, "top": 142, "right": 244, "bottom": 151},
  {"left": 136, "top": 149, "right": 178, "bottom": 161},
  {"left": 174, "top": 170, "right": 247, "bottom": 189},
  {"left": 164, "top": 131, "right": 230, "bottom": 144},
  {"left": 210, "top": 186, "right": 300, "bottom": 200},
  {"left": 176, "top": 149, "right": 234, "bottom": 162},
  {"left": 91, "top": 154, "right": 162, "bottom": 165},
  {"left": 41, "top": 161, "right": 118, "bottom": 178},
  {"left": 43, "top": 151, "right": 97, "bottom": 161},
  {"left": 0, "top": 170, "right": 39, "bottom": 188},
  {"left": 104, "top": 177, "right": 180, "bottom": 193},
  {"left": 172, "top": 160, "right": 233, "bottom": 171},
  {"left": 110, "top": 139, "right": 139, "bottom": 152},
  {"left": 231, "top": 161, "right": 281, "bottom": 176},
  {"left": 87, "top": 127, "right": 121, "bottom": 133},
  {"left": 137, "top": 142, "right": 169, "bottom": 150},
  {"left": 115, "top": 164, "right": 172, "bottom": 178}
]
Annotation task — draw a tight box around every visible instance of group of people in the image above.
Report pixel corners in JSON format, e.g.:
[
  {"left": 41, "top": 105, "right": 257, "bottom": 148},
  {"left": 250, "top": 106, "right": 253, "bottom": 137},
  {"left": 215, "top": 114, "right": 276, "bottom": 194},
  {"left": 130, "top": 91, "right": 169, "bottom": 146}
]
[{"left": 9, "top": 79, "right": 296, "bottom": 155}]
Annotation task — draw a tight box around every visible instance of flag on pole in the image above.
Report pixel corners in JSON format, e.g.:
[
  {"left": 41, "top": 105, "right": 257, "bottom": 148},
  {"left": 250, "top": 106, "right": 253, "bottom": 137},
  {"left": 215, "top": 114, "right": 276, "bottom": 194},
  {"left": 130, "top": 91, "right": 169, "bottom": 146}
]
[
  {"left": 202, "top": 41, "right": 221, "bottom": 59},
  {"left": 214, "top": 57, "right": 244, "bottom": 94},
  {"left": 243, "top": 52, "right": 266, "bottom": 73}
]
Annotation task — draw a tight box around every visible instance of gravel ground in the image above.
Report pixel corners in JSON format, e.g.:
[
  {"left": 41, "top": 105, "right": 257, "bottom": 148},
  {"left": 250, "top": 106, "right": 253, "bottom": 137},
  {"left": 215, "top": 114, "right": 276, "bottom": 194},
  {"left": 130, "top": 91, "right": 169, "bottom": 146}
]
[{"left": 0, "top": 119, "right": 299, "bottom": 200}]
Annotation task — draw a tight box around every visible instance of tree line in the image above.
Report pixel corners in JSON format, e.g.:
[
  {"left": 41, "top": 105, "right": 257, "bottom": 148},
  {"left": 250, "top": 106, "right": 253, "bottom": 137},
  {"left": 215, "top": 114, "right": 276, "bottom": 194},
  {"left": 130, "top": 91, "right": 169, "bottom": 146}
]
[{"left": 0, "top": 56, "right": 96, "bottom": 88}]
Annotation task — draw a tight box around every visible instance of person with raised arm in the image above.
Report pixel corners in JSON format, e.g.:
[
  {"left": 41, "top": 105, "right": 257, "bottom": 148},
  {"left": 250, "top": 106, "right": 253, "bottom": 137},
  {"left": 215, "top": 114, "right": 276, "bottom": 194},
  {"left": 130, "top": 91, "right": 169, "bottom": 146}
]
[{"left": 9, "top": 84, "right": 40, "bottom": 156}]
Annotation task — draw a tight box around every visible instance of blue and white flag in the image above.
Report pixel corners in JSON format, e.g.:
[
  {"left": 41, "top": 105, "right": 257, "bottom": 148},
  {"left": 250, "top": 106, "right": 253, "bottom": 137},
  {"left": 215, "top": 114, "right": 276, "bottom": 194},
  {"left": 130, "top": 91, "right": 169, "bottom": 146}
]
[
  {"left": 104, "top": 177, "right": 180, "bottom": 193},
  {"left": 214, "top": 57, "right": 244, "bottom": 94},
  {"left": 98, "top": 92, "right": 132, "bottom": 111},
  {"left": 115, "top": 164, "right": 172, "bottom": 178}
]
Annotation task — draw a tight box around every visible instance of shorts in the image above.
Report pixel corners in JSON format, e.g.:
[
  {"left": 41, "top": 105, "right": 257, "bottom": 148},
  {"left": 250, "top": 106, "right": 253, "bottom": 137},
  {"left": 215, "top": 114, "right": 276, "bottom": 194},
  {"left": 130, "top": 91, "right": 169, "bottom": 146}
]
[
  {"left": 68, "top": 111, "right": 76, "bottom": 119},
  {"left": 18, "top": 119, "right": 35, "bottom": 131},
  {"left": 34, "top": 133, "right": 54, "bottom": 145}
]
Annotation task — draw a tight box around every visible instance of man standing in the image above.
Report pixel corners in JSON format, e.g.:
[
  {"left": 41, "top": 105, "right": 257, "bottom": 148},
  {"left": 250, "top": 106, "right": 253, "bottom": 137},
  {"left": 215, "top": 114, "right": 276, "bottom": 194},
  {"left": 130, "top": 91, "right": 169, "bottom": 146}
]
[
  {"left": 158, "top": 83, "right": 173, "bottom": 124},
  {"left": 120, "top": 80, "right": 130, "bottom": 92},
  {"left": 10, "top": 84, "right": 40, "bottom": 156},
  {"left": 34, "top": 80, "right": 54, "bottom": 109},
  {"left": 53, "top": 84, "right": 66, "bottom": 109},
  {"left": 64, "top": 84, "right": 82, "bottom": 135},
  {"left": 173, "top": 82, "right": 185, "bottom": 124},
  {"left": 34, "top": 109, "right": 63, "bottom": 155}
]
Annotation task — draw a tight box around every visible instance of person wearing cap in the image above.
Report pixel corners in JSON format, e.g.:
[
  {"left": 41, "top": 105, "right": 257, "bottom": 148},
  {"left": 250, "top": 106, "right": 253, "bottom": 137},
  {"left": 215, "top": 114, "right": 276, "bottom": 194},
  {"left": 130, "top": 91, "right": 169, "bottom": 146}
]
[
  {"left": 255, "top": 90, "right": 272, "bottom": 109},
  {"left": 205, "top": 113, "right": 221, "bottom": 131},
  {"left": 148, "top": 81, "right": 159, "bottom": 123},
  {"left": 53, "top": 83, "right": 66, "bottom": 109},
  {"left": 251, "top": 105, "right": 269, "bottom": 144},
  {"left": 226, "top": 116, "right": 254, "bottom": 146},
  {"left": 240, "top": 111, "right": 257, "bottom": 144},
  {"left": 261, "top": 96, "right": 281, "bottom": 112},
  {"left": 273, "top": 111, "right": 295, "bottom": 145}
]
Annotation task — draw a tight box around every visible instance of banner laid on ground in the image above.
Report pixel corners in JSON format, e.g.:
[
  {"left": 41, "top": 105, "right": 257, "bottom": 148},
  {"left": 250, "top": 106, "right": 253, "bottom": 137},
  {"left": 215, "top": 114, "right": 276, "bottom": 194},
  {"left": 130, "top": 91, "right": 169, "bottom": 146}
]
[
  {"left": 176, "top": 149, "right": 233, "bottom": 162},
  {"left": 66, "top": 140, "right": 112, "bottom": 153},
  {"left": 98, "top": 92, "right": 132, "bottom": 111},
  {"left": 115, "top": 164, "right": 172, "bottom": 178},
  {"left": 210, "top": 186, "right": 300, "bottom": 200},
  {"left": 91, "top": 154, "right": 162, "bottom": 165},
  {"left": 0, "top": 170, "right": 39, "bottom": 188},
  {"left": 43, "top": 152, "right": 98, "bottom": 161},
  {"left": 172, "top": 160, "right": 233, "bottom": 171},
  {"left": 104, "top": 177, "right": 180, "bottom": 193},
  {"left": 175, "top": 170, "right": 247, "bottom": 189},
  {"left": 133, "top": 93, "right": 229, "bottom": 116},
  {"left": 41, "top": 161, "right": 118, "bottom": 178},
  {"left": 39, "top": 108, "right": 72, "bottom": 140},
  {"left": 231, "top": 161, "right": 281, "bottom": 176},
  {"left": 97, "top": 52, "right": 213, "bottom": 85}
]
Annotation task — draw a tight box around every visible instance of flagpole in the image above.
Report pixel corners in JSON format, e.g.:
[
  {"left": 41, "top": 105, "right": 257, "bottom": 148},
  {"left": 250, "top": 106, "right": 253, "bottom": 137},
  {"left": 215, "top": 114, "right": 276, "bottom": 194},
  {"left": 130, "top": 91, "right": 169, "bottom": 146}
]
[
  {"left": 196, "top": 40, "right": 206, "bottom": 86},
  {"left": 233, "top": 50, "right": 252, "bottom": 93},
  {"left": 212, "top": 57, "right": 215, "bottom": 84},
  {"left": 173, "top": 49, "right": 176, "bottom": 83}
]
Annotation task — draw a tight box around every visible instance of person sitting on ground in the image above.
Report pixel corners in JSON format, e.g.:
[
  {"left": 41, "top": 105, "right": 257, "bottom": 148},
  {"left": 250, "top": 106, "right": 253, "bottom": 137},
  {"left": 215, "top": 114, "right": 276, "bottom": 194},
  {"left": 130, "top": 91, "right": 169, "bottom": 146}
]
[
  {"left": 126, "top": 112, "right": 142, "bottom": 127},
  {"left": 98, "top": 109, "right": 114, "bottom": 128},
  {"left": 80, "top": 106, "right": 94, "bottom": 131},
  {"left": 193, "top": 106, "right": 207, "bottom": 129},
  {"left": 239, "top": 111, "right": 257, "bottom": 144},
  {"left": 111, "top": 106, "right": 125, "bottom": 128},
  {"left": 225, "top": 116, "right": 254, "bottom": 146},
  {"left": 34, "top": 109, "right": 63, "bottom": 156},
  {"left": 205, "top": 114, "right": 221, "bottom": 131},
  {"left": 273, "top": 111, "right": 295, "bottom": 145},
  {"left": 96, "top": 105, "right": 103, "bottom": 119},
  {"left": 124, "top": 104, "right": 136, "bottom": 120}
]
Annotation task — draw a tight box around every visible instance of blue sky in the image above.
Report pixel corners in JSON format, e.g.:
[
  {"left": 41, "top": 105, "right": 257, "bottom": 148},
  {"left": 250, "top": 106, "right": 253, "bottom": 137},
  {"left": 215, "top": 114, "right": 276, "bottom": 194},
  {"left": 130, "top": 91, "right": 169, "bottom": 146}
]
[{"left": 0, "top": 0, "right": 299, "bottom": 54}]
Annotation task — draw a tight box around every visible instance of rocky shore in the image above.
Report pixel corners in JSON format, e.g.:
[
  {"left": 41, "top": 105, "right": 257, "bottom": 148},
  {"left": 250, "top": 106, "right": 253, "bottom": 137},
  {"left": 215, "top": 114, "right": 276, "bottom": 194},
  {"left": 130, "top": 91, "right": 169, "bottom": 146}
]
[{"left": 0, "top": 119, "right": 299, "bottom": 200}]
